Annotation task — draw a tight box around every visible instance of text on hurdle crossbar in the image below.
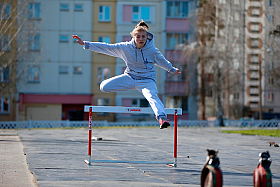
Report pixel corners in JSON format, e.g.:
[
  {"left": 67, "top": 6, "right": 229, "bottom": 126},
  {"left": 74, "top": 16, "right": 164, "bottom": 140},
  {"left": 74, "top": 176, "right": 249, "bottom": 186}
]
[{"left": 84, "top": 106, "right": 182, "bottom": 115}]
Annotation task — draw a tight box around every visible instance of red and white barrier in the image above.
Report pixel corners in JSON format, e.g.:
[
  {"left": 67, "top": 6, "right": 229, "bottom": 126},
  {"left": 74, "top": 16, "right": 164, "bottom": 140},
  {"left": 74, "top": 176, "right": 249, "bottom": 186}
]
[{"left": 84, "top": 106, "right": 182, "bottom": 167}]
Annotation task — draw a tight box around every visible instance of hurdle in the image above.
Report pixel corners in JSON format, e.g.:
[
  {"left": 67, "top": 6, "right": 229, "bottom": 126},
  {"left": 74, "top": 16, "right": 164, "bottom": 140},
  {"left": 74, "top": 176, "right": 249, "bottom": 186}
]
[{"left": 84, "top": 106, "right": 182, "bottom": 167}]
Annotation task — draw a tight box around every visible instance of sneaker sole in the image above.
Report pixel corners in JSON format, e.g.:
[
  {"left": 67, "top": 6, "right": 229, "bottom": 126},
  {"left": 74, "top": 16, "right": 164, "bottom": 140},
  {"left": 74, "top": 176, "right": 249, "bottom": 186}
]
[{"left": 160, "top": 122, "right": 170, "bottom": 129}]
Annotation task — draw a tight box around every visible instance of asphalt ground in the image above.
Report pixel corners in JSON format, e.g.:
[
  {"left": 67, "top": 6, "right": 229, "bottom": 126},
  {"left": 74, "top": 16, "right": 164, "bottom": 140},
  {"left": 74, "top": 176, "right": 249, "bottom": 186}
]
[{"left": 1, "top": 127, "right": 280, "bottom": 187}]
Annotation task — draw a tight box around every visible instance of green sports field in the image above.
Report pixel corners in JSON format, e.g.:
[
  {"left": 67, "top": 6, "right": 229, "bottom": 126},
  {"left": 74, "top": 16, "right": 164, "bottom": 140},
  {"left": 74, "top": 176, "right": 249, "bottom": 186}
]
[{"left": 221, "top": 129, "right": 280, "bottom": 137}]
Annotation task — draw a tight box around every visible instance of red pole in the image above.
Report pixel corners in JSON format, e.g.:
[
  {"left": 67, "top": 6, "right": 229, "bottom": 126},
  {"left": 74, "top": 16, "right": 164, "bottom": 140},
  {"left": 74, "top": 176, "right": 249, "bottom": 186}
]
[
  {"left": 174, "top": 110, "right": 177, "bottom": 167},
  {"left": 88, "top": 107, "right": 92, "bottom": 156}
]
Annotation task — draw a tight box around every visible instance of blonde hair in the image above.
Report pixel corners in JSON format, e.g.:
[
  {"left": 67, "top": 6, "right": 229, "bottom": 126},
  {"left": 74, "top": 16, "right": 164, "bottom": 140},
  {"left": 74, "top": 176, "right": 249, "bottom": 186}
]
[{"left": 130, "top": 20, "right": 149, "bottom": 37}]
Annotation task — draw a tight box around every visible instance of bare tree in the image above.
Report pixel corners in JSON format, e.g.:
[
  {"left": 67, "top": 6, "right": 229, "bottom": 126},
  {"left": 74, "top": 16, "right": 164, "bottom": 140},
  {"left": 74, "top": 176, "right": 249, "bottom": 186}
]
[{"left": 182, "top": 0, "right": 247, "bottom": 123}]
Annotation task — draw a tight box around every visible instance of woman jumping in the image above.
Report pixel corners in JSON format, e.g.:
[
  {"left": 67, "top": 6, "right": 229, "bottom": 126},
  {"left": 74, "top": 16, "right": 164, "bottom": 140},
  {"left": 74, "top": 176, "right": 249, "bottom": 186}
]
[{"left": 73, "top": 20, "right": 181, "bottom": 129}]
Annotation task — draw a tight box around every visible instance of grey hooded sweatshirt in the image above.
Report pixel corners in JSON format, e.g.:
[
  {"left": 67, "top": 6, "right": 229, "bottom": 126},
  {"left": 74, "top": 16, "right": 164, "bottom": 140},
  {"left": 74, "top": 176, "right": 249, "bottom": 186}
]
[{"left": 84, "top": 32, "right": 176, "bottom": 81}]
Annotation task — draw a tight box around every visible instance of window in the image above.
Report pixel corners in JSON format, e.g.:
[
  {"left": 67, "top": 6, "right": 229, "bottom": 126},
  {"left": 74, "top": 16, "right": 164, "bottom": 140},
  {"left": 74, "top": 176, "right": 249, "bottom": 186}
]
[
  {"left": 59, "top": 35, "right": 69, "bottom": 43},
  {"left": 233, "top": 59, "right": 240, "bottom": 69},
  {"left": 250, "top": 54, "right": 259, "bottom": 64},
  {"left": 166, "top": 1, "right": 188, "bottom": 18},
  {"left": 248, "top": 6, "right": 261, "bottom": 17},
  {"left": 60, "top": 4, "right": 69, "bottom": 11},
  {"left": 249, "top": 22, "right": 262, "bottom": 33},
  {"left": 234, "top": 93, "right": 239, "bottom": 100},
  {"left": 218, "top": 44, "right": 226, "bottom": 52},
  {"left": 250, "top": 38, "right": 260, "bottom": 48},
  {"left": 269, "top": 15, "right": 274, "bottom": 23},
  {"left": 1, "top": 35, "right": 10, "bottom": 51},
  {"left": 28, "top": 34, "right": 40, "bottom": 51},
  {"left": 166, "top": 33, "right": 188, "bottom": 49},
  {"left": 0, "top": 97, "right": 10, "bottom": 114},
  {"left": 28, "top": 67, "right": 40, "bottom": 83},
  {"left": 268, "top": 62, "right": 273, "bottom": 70},
  {"left": 268, "top": 93, "right": 274, "bottom": 102},
  {"left": 99, "top": 6, "right": 111, "bottom": 22},
  {"left": 73, "top": 66, "right": 82, "bottom": 74},
  {"left": 268, "top": 77, "right": 274, "bottom": 85},
  {"left": 233, "top": 45, "right": 240, "bottom": 53},
  {"left": 206, "top": 73, "right": 214, "bottom": 82},
  {"left": 219, "top": 29, "right": 225, "bottom": 37},
  {"left": 0, "top": 66, "right": 9, "bottom": 82},
  {"left": 0, "top": 3, "right": 11, "bottom": 19},
  {"left": 132, "top": 6, "right": 150, "bottom": 21},
  {"left": 132, "top": 98, "right": 149, "bottom": 107},
  {"left": 59, "top": 66, "right": 68, "bottom": 74},
  {"left": 122, "top": 35, "right": 131, "bottom": 42},
  {"left": 29, "top": 3, "right": 40, "bottom": 19},
  {"left": 97, "top": 67, "right": 110, "bottom": 83},
  {"left": 234, "top": 28, "right": 239, "bottom": 38},
  {"left": 206, "top": 89, "right": 213, "bottom": 98},
  {"left": 166, "top": 96, "right": 188, "bottom": 112},
  {"left": 234, "top": 12, "right": 240, "bottom": 21},
  {"left": 220, "top": 11, "right": 226, "bottom": 20},
  {"left": 74, "top": 4, "right": 83, "bottom": 11},
  {"left": 97, "top": 98, "right": 110, "bottom": 115},
  {"left": 98, "top": 37, "right": 110, "bottom": 44}
]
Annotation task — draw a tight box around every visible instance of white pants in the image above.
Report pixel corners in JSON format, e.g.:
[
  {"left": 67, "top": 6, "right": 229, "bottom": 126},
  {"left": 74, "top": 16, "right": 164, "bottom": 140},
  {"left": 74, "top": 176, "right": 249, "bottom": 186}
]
[{"left": 100, "top": 74, "right": 166, "bottom": 120}]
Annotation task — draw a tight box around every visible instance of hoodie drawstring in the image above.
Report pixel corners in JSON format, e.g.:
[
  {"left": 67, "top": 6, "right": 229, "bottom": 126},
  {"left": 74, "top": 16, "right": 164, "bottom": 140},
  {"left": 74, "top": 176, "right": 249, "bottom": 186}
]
[
  {"left": 140, "top": 49, "right": 148, "bottom": 69},
  {"left": 135, "top": 48, "right": 137, "bottom": 62}
]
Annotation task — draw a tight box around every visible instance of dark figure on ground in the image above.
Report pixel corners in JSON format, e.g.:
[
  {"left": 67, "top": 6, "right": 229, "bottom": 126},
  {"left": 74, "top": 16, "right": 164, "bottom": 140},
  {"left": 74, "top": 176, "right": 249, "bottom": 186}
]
[
  {"left": 253, "top": 151, "right": 272, "bottom": 187},
  {"left": 201, "top": 149, "right": 223, "bottom": 187}
]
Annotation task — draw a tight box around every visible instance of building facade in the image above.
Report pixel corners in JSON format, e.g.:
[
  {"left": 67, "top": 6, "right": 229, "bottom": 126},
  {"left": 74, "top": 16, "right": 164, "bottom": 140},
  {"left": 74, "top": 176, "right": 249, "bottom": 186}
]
[
  {"left": 163, "top": 0, "right": 197, "bottom": 120},
  {"left": 16, "top": 0, "right": 93, "bottom": 121},
  {"left": 263, "top": 0, "right": 280, "bottom": 114},
  {"left": 0, "top": 0, "right": 18, "bottom": 121},
  {"left": 3, "top": 0, "right": 198, "bottom": 122},
  {"left": 91, "top": 0, "right": 116, "bottom": 121},
  {"left": 198, "top": 0, "right": 280, "bottom": 120}
]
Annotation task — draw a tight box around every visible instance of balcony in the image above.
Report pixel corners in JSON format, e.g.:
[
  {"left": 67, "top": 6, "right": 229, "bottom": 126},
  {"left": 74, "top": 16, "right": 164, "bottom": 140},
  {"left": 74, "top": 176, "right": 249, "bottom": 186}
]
[{"left": 165, "top": 81, "right": 188, "bottom": 95}]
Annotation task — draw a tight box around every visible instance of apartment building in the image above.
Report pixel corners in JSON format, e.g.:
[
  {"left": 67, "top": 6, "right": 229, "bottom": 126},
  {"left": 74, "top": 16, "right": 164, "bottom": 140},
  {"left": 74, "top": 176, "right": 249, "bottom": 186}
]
[
  {"left": 203, "top": 0, "right": 246, "bottom": 119},
  {"left": 16, "top": 0, "right": 93, "bottom": 121},
  {"left": 3, "top": 0, "right": 198, "bottom": 122},
  {"left": 244, "top": 0, "right": 280, "bottom": 118},
  {"left": 198, "top": 0, "right": 280, "bottom": 120},
  {"left": 163, "top": 0, "right": 197, "bottom": 120},
  {"left": 263, "top": 0, "right": 280, "bottom": 114}
]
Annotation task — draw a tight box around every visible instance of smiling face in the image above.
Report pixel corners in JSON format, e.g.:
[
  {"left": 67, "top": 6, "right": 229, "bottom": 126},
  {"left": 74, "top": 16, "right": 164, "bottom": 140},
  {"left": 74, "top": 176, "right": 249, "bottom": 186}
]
[{"left": 133, "top": 31, "right": 147, "bottom": 49}]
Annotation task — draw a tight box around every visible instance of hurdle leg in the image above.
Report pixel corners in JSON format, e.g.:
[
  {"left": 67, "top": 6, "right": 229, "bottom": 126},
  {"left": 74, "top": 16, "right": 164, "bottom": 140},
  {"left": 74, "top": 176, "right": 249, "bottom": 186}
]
[
  {"left": 85, "top": 107, "right": 92, "bottom": 165},
  {"left": 167, "top": 110, "right": 178, "bottom": 167},
  {"left": 174, "top": 110, "right": 178, "bottom": 167}
]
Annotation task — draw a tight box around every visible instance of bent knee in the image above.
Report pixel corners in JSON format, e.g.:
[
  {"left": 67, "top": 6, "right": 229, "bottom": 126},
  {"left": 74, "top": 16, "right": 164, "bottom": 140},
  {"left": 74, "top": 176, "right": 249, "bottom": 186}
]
[{"left": 100, "top": 81, "right": 110, "bottom": 93}]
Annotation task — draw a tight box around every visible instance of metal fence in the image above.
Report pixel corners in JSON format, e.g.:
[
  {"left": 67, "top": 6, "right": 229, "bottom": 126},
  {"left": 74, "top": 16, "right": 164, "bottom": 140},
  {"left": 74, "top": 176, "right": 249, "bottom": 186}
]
[{"left": 0, "top": 119, "right": 279, "bottom": 129}]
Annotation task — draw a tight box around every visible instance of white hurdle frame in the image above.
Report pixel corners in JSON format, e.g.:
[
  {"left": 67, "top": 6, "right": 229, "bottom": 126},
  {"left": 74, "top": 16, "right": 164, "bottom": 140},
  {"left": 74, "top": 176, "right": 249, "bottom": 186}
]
[{"left": 84, "top": 106, "right": 182, "bottom": 167}]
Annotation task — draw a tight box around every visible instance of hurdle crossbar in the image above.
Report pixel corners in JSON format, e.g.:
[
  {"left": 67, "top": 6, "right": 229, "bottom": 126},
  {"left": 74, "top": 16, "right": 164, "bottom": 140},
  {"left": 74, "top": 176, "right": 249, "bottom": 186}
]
[
  {"left": 84, "top": 105, "right": 182, "bottom": 167},
  {"left": 84, "top": 105, "right": 182, "bottom": 115}
]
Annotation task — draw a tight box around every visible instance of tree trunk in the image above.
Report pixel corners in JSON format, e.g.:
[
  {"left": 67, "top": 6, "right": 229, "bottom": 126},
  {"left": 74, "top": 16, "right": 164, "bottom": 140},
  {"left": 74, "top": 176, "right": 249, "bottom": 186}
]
[
  {"left": 217, "top": 69, "right": 224, "bottom": 126},
  {"left": 200, "top": 59, "right": 206, "bottom": 120}
]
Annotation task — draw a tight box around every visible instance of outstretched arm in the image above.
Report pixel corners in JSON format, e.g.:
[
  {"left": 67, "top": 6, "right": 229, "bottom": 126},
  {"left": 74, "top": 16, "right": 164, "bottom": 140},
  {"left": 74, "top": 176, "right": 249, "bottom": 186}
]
[
  {"left": 155, "top": 48, "right": 181, "bottom": 74},
  {"left": 72, "top": 34, "right": 123, "bottom": 58},
  {"left": 72, "top": 35, "right": 84, "bottom": 45}
]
